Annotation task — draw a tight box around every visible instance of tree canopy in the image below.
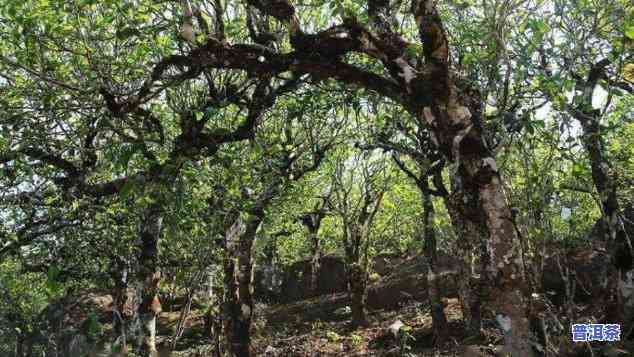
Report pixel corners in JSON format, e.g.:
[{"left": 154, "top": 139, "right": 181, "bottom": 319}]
[{"left": 0, "top": 0, "right": 632, "bottom": 356}]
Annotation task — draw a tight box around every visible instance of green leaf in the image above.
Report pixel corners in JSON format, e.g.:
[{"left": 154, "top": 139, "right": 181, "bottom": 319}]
[
  {"left": 46, "top": 265, "right": 62, "bottom": 297},
  {"left": 119, "top": 180, "right": 135, "bottom": 199},
  {"left": 530, "top": 19, "right": 551, "bottom": 36},
  {"left": 47, "top": 265, "right": 59, "bottom": 282},
  {"left": 625, "top": 25, "right": 634, "bottom": 40}
]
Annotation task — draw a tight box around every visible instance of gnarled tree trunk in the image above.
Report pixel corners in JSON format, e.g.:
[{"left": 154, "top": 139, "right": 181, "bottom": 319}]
[
  {"left": 445, "top": 185, "right": 485, "bottom": 340},
  {"left": 575, "top": 104, "right": 633, "bottom": 329},
  {"left": 299, "top": 209, "right": 326, "bottom": 295},
  {"left": 223, "top": 215, "right": 260, "bottom": 357},
  {"left": 415, "top": 79, "right": 532, "bottom": 356},
  {"left": 130, "top": 0, "right": 536, "bottom": 353},
  {"left": 111, "top": 257, "right": 130, "bottom": 356},
  {"left": 408, "top": 2, "right": 533, "bottom": 353}
]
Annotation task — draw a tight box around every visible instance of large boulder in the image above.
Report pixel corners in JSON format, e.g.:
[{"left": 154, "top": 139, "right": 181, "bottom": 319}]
[
  {"left": 265, "top": 255, "right": 461, "bottom": 324},
  {"left": 540, "top": 243, "right": 610, "bottom": 306},
  {"left": 541, "top": 204, "right": 634, "bottom": 307},
  {"left": 372, "top": 253, "right": 407, "bottom": 276},
  {"left": 277, "top": 255, "right": 348, "bottom": 303},
  {"left": 253, "top": 264, "right": 285, "bottom": 303},
  {"left": 367, "top": 255, "right": 459, "bottom": 309},
  {"left": 40, "top": 291, "right": 114, "bottom": 356},
  {"left": 254, "top": 255, "right": 348, "bottom": 303},
  {"left": 255, "top": 252, "right": 459, "bottom": 304}
]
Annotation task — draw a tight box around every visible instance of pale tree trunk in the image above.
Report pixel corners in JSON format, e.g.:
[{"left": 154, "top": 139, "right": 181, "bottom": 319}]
[
  {"left": 137, "top": 201, "right": 163, "bottom": 357},
  {"left": 132, "top": 162, "right": 182, "bottom": 356},
  {"left": 410, "top": 1, "right": 533, "bottom": 352},
  {"left": 418, "top": 87, "right": 533, "bottom": 355},
  {"left": 445, "top": 187, "right": 484, "bottom": 340},
  {"left": 309, "top": 232, "right": 321, "bottom": 295},
  {"left": 299, "top": 209, "right": 326, "bottom": 295},
  {"left": 203, "top": 278, "right": 223, "bottom": 357},
  {"left": 420, "top": 183, "right": 449, "bottom": 344},
  {"left": 111, "top": 257, "right": 129, "bottom": 355},
  {"left": 471, "top": 165, "right": 532, "bottom": 355},
  {"left": 203, "top": 267, "right": 223, "bottom": 356}
]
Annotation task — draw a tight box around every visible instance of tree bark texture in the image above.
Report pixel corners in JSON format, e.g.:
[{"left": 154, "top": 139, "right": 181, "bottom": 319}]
[
  {"left": 223, "top": 211, "right": 265, "bottom": 357},
  {"left": 309, "top": 232, "right": 321, "bottom": 295},
  {"left": 445, "top": 185, "right": 485, "bottom": 339},
  {"left": 411, "top": 2, "right": 532, "bottom": 352},
  {"left": 575, "top": 106, "right": 633, "bottom": 329},
  {"left": 340, "top": 191, "right": 383, "bottom": 329},
  {"left": 420, "top": 183, "right": 449, "bottom": 344},
  {"left": 137, "top": 200, "right": 163, "bottom": 357},
  {"left": 348, "top": 261, "right": 369, "bottom": 328},
  {"left": 300, "top": 209, "right": 325, "bottom": 295}
]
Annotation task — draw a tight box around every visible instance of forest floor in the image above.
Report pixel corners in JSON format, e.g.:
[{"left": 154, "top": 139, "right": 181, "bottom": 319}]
[
  {"left": 59, "top": 250, "right": 633, "bottom": 356},
  {"left": 165, "top": 296, "right": 504, "bottom": 356},
  {"left": 160, "top": 293, "right": 632, "bottom": 357},
  {"left": 58, "top": 282, "right": 634, "bottom": 356},
  {"left": 254, "top": 297, "right": 483, "bottom": 356}
]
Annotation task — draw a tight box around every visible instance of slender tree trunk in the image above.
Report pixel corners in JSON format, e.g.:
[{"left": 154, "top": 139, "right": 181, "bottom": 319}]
[
  {"left": 207, "top": 304, "right": 223, "bottom": 357},
  {"left": 300, "top": 210, "right": 325, "bottom": 296},
  {"left": 348, "top": 261, "right": 369, "bottom": 328},
  {"left": 339, "top": 183, "right": 383, "bottom": 329},
  {"left": 203, "top": 269, "right": 222, "bottom": 357},
  {"left": 137, "top": 201, "right": 163, "bottom": 357},
  {"left": 133, "top": 161, "right": 183, "bottom": 356},
  {"left": 16, "top": 334, "right": 24, "bottom": 357},
  {"left": 112, "top": 258, "right": 129, "bottom": 356},
  {"left": 577, "top": 109, "right": 633, "bottom": 328},
  {"left": 420, "top": 184, "right": 449, "bottom": 344},
  {"left": 309, "top": 231, "right": 321, "bottom": 295},
  {"left": 223, "top": 256, "right": 252, "bottom": 357}
]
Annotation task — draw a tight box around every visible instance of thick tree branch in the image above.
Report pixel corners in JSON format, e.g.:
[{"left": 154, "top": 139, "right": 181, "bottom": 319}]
[
  {"left": 411, "top": 0, "right": 449, "bottom": 98},
  {"left": 137, "top": 33, "right": 405, "bottom": 108}
]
